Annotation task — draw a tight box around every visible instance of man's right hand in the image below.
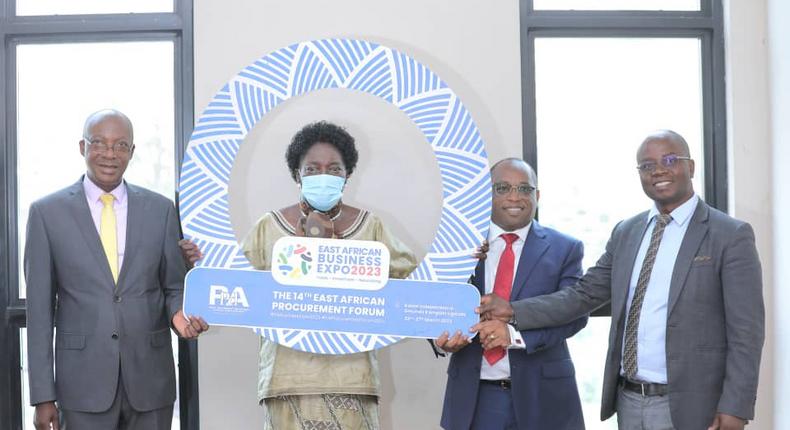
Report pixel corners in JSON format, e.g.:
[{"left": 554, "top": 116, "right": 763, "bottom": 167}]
[
  {"left": 172, "top": 310, "right": 210, "bottom": 339},
  {"left": 476, "top": 294, "right": 514, "bottom": 323},
  {"left": 34, "top": 401, "right": 59, "bottom": 430},
  {"left": 435, "top": 330, "right": 471, "bottom": 353}
]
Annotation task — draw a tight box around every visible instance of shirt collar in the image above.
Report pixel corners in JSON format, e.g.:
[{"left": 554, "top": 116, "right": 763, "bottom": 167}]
[
  {"left": 488, "top": 221, "right": 532, "bottom": 243},
  {"left": 83, "top": 175, "right": 127, "bottom": 205},
  {"left": 647, "top": 193, "right": 698, "bottom": 227}
]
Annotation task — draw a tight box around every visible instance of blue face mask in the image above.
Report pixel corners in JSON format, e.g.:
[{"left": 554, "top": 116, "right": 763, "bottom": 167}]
[{"left": 300, "top": 174, "right": 345, "bottom": 211}]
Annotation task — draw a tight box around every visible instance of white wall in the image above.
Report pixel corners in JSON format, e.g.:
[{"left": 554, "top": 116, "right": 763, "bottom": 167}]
[
  {"left": 193, "top": 1, "right": 523, "bottom": 429},
  {"left": 766, "top": 0, "right": 790, "bottom": 427},
  {"left": 723, "top": 0, "right": 774, "bottom": 428},
  {"left": 725, "top": 0, "right": 790, "bottom": 428}
]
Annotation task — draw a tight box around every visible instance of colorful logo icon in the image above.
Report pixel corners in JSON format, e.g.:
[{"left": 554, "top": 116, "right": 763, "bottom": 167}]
[{"left": 277, "top": 243, "right": 312, "bottom": 278}]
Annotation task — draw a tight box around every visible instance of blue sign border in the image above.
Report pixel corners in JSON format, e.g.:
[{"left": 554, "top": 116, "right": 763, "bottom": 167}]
[{"left": 179, "top": 38, "right": 491, "bottom": 353}]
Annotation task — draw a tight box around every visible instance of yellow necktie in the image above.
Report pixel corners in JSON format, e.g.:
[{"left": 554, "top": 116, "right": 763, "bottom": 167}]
[{"left": 99, "top": 193, "right": 119, "bottom": 283}]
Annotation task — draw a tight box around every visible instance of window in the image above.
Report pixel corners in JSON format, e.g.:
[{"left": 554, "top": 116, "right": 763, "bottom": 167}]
[
  {"left": 15, "top": 0, "right": 174, "bottom": 16},
  {"left": 16, "top": 41, "right": 176, "bottom": 298},
  {"left": 520, "top": 1, "right": 726, "bottom": 428},
  {"left": 0, "top": 2, "right": 196, "bottom": 429},
  {"left": 533, "top": 0, "right": 701, "bottom": 11}
]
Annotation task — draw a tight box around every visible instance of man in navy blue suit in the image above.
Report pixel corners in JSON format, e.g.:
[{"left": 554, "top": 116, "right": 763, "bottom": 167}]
[{"left": 436, "top": 158, "right": 587, "bottom": 429}]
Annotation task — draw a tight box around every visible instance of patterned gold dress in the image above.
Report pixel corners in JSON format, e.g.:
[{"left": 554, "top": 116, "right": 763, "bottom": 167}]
[{"left": 242, "top": 209, "right": 417, "bottom": 430}]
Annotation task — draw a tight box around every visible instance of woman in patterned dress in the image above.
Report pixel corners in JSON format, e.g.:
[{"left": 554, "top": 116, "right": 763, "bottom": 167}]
[{"left": 241, "top": 121, "right": 417, "bottom": 430}]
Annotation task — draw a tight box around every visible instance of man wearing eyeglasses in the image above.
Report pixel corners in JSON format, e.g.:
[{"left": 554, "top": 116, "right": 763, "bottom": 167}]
[
  {"left": 477, "top": 130, "right": 764, "bottom": 430},
  {"left": 436, "top": 158, "right": 588, "bottom": 429},
  {"left": 25, "top": 109, "right": 208, "bottom": 430}
]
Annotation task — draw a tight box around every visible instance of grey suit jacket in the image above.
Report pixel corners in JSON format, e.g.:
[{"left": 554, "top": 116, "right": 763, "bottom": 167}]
[
  {"left": 512, "top": 199, "right": 764, "bottom": 429},
  {"left": 25, "top": 178, "right": 186, "bottom": 412}
]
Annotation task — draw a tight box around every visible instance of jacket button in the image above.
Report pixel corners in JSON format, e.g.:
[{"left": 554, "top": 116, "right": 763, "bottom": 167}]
[
  {"left": 114, "top": 295, "right": 122, "bottom": 303},
  {"left": 111, "top": 332, "right": 119, "bottom": 340}
]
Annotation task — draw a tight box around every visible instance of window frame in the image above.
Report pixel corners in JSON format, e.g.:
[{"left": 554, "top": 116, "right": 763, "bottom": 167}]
[
  {"left": 0, "top": 1, "right": 198, "bottom": 429},
  {"left": 519, "top": 0, "right": 727, "bottom": 212}
]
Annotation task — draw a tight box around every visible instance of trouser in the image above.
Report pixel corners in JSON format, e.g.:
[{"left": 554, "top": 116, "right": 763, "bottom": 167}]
[
  {"left": 616, "top": 385, "right": 675, "bottom": 430},
  {"left": 470, "top": 381, "right": 517, "bottom": 430},
  {"left": 61, "top": 372, "right": 173, "bottom": 430}
]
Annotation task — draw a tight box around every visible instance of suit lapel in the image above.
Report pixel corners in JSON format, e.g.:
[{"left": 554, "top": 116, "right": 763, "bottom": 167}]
[
  {"left": 667, "top": 201, "right": 709, "bottom": 315},
  {"left": 67, "top": 179, "right": 116, "bottom": 287},
  {"left": 118, "top": 183, "right": 145, "bottom": 290},
  {"left": 471, "top": 260, "right": 485, "bottom": 294},
  {"left": 510, "top": 222, "right": 549, "bottom": 300},
  {"left": 611, "top": 215, "right": 650, "bottom": 324}
]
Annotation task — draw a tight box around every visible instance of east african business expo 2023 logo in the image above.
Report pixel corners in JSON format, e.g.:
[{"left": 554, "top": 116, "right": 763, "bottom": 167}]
[{"left": 277, "top": 243, "right": 313, "bottom": 279}]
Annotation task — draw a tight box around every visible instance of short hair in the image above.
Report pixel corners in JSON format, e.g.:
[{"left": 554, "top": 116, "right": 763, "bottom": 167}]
[
  {"left": 490, "top": 157, "right": 538, "bottom": 187},
  {"left": 286, "top": 121, "right": 359, "bottom": 182},
  {"left": 83, "top": 109, "right": 134, "bottom": 142},
  {"left": 640, "top": 129, "right": 690, "bottom": 157}
]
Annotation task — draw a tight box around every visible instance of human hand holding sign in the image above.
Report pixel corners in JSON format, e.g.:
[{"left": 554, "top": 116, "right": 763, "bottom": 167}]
[
  {"left": 470, "top": 319, "right": 511, "bottom": 350},
  {"left": 175, "top": 239, "right": 209, "bottom": 338},
  {"left": 172, "top": 310, "right": 209, "bottom": 339},
  {"left": 179, "top": 238, "right": 203, "bottom": 269},
  {"left": 435, "top": 330, "right": 471, "bottom": 353}
]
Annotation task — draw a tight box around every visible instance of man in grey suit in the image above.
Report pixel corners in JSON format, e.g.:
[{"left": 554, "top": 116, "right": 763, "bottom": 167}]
[
  {"left": 476, "top": 130, "right": 764, "bottom": 430},
  {"left": 25, "top": 109, "right": 208, "bottom": 430}
]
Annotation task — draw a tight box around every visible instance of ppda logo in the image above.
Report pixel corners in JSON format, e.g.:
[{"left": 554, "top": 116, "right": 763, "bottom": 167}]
[{"left": 208, "top": 285, "right": 250, "bottom": 308}]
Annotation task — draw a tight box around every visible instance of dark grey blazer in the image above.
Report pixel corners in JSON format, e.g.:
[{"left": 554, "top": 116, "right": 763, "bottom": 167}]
[
  {"left": 512, "top": 199, "right": 764, "bottom": 429},
  {"left": 25, "top": 178, "right": 186, "bottom": 412}
]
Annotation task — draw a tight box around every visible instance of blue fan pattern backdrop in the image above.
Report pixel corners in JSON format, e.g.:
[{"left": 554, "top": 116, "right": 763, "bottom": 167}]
[{"left": 179, "top": 38, "right": 491, "bottom": 354}]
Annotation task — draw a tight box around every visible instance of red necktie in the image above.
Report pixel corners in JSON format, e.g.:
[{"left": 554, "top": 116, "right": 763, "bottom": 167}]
[{"left": 483, "top": 233, "right": 519, "bottom": 365}]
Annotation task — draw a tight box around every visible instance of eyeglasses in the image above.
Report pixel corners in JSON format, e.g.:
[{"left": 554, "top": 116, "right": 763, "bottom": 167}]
[
  {"left": 301, "top": 164, "right": 345, "bottom": 176},
  {"left": 636, "top": 154, "right": 691, "bottom": 173},
  {"left": 492, "top": 182, "right": 536, "bottom": 196},
  {"left": 85, "top": 138, "right": 133, "bottom": 155}
]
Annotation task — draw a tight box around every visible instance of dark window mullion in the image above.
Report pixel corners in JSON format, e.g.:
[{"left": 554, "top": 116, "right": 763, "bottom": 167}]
[
  {"left": 0, "top": 3, "right": 13, "bottom": 428},
  {"left": 4, "top": 13, "right": 183, "bottom": 35},
  {"left": 8, "top": 32, "right": 180, "bottom": 46},
  {"left": 2, "top": 28, "right": 25, "bottom": 430},
  {"left": 6, "top": 37, "right": 19, "bottom": 309},
  {"left": 700, "top": 30, "right": 719, "bottom": 209},
  {"left": 525, "top": 14, "right": 715, "bottom": 30},
  {"left": 519, "top": 0, "right": 538, "bottom": 177},
  {"left": 526, "top": 0, "right": 711, "bottom": 16},
  {"left": 173, "top": 3, "right": 198, "bottom": 430},
  {"left": 709, "top": 0, "right": 728, "bottom": 211},
  {"left": 523, "top": 28, "right": 709, "bottom": 38}
]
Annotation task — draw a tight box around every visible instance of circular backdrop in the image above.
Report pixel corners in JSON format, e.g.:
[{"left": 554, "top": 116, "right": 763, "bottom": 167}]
[{"left": 179, "top": 38, "right": 491, "bottom": 353}]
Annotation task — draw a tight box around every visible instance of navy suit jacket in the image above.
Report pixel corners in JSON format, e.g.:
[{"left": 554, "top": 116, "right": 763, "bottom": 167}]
[{"left": 440, "top": 221, "right": 588, "bottom": 430}]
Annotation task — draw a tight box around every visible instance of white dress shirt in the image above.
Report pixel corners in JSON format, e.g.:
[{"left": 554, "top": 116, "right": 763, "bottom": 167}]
[
  {"left": 480, "top": 222, "right": 530, "bottom": 381},
  {"left": 621, "top": 194, "right": 698, "bottom": 383}
]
